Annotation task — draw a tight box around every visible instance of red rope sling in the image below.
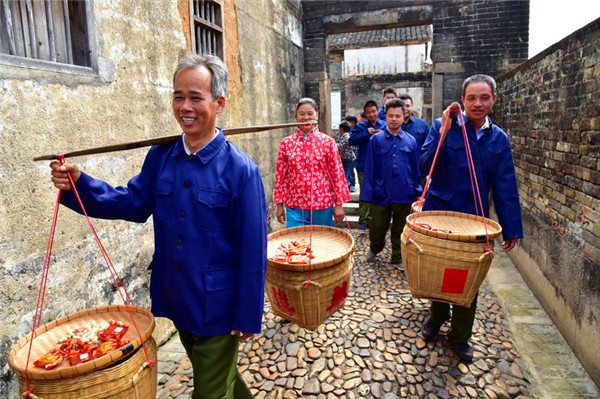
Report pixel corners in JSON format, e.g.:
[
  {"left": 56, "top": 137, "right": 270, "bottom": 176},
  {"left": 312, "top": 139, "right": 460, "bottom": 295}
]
[
  {"left": 23, "top": 154, "right": 155, "bottom": 398},
  {"left": 267, "top": 125, "right": 353, "bottom": 287},
  {"left": 409, "top": 104, "right": 494, "bottom": 254}
]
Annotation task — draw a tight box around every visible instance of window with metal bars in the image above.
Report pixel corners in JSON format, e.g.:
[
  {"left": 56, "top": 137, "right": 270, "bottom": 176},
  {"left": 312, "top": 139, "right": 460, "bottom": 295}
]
[
  {"left": 190, "top": 0, "right": 223, "bottom": 59},
  {"left": 0, "top": 0, "right": 96, "bottom": 71}
]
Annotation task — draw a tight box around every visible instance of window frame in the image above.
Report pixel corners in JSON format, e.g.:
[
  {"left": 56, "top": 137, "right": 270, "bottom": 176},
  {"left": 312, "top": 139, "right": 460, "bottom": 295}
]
[
  {"left": 0, "top": 0, "right": 98, "bottom": 76},
  {"left": 189, "top": 0, "right": 224, "bottom": 59}
]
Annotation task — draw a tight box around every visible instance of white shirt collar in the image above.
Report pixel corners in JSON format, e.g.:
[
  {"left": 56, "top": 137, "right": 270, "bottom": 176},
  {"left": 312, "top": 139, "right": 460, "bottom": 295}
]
[{"left": 183, "top": 131, "right": 218, "bottom": 155}]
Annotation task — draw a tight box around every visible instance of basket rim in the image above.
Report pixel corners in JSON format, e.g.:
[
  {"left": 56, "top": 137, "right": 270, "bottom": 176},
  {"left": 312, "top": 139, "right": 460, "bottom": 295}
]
[
  {"left": 267, "top": 225, "right": 355, "bottom": 271},
  {"left": 406, "top": 210, "right": 502, "bottom": 241},
  {"left": 8, "top": 304, "right": 154, "bottom": 380}
]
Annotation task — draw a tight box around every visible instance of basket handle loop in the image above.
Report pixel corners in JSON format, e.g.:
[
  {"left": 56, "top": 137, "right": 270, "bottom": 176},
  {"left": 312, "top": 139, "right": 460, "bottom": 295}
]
[
  {"left": 297, "top": 280, "right": 322, "bottom": 290},
  {"left": 478, "top": 250, "right": 494, "bottom": 263},
  {"left": 23, "top": 389, "right": 42, "bottom": 399},
  {"left": 131, "top": 360, "right": 155, "bottom": 397},
  {"left": 406, "top": 237, "right": 424, "bottom": 253}
]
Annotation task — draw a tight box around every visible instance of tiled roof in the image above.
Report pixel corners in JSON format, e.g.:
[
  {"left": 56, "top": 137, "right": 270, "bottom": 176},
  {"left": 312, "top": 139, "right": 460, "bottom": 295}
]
[{"left": 328, "top": 25, "right": 431, "bottom": 50}]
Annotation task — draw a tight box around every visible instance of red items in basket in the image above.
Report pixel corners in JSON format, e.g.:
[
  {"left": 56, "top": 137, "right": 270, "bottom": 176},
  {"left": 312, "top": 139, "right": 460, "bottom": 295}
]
[
  {"left": 98, "top": 321, "right": 129, "bottom": 342},
  {"left": 95, "top": 339, "right": 129, "bottom": 357},
  {"left": 272, "top": 238, "right": 315, "bottom": 264},
  {"left": 33, "top": 349, "right": 65, "bottom": 370},
  {"left": 69, "top": 349, "right": 96, "bottom": 366}
]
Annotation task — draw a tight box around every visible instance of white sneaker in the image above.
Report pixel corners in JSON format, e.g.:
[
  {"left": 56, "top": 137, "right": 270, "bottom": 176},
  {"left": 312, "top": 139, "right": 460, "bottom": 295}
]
[{"left": 366, "top": 249, "right": 376, "bottom": 261}]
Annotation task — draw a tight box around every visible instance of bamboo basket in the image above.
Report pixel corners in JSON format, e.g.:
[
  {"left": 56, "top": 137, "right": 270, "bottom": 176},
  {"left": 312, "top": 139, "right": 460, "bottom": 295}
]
[
  {"left": 8, "top": 305, "right": 157, "bottom": 399},
  {"left": 401, "top": 211, "right": 502, "bottom": 307},
  {"left": 266, "top": 226, "right": 354, "bottom": 330}
]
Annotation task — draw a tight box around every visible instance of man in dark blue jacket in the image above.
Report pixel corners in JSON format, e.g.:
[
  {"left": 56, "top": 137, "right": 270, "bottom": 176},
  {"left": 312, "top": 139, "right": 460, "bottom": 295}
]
[
  {"left": 51, "top": 53, "right": 266, "bottom": 398},
  {"left": 398, "top": 94, "right": 430, "bottom": 151},
  {"left": 377, "top": 87, "right": 398, "bottom": 121},
  {"left": 361, "top": 99, "right": 422, "bottom": 267},
  {"left": 419, "top": 74, "right": 523, "bottom": 363},
  {"left": 349, "top": 100, "right": 386, "bottom": 229}
]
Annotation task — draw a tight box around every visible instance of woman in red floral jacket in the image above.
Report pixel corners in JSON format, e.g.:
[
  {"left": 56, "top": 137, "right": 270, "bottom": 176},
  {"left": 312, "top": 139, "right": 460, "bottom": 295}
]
[{"left": 274, "top": 98, "right": 351, "bottom": 227}]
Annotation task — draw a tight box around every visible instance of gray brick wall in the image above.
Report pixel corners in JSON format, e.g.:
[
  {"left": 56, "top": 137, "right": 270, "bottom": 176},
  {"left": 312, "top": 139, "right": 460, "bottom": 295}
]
[
  {"left": 495, "top": 18, "right": 600, "bottom": 385},
  {"left": 432, "top": 0, "right": 529, "bottom": 105}
]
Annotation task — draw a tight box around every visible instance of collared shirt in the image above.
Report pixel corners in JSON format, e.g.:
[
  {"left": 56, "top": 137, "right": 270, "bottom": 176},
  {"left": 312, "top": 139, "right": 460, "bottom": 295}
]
[
  {"left": 348, "top": 118, "right": 387, "bottom": 172},
  {"left": 420, "top": 115, "right": 523, "bottom": 239},
  {"left": 182, "top": 131, "right": 219, "bottom": 154},
  {"left": 274, "top": 127, "right": 351, "bottom": 209},
  {"left": 402, "top": 115, "right": 430, "bottom": 151},
  {"left": 61, "top": 130, "right": 268, "bottom": 336},
  {"left": 455, "top": 111, "right": 490, "bottom": 140},
  {"left": 361, "top": 127, "right": 422, "bottom": 206}
]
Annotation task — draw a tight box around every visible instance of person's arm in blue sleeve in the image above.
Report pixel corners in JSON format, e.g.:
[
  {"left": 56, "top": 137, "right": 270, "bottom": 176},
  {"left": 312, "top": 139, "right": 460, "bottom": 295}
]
[
  {"left": 419, "top": 119, "right": 442, "bottom": 175},
  {"left": 231, "top": 166, "right": 268, "bottom": 336},
  {"left": 360, "top": 136, "right": 375, "bottom": 202},
  {"left": 490, "top": 138, "right": 524, "bottom": 241},
  {"left": 50, "top": 148, "right": 160, "bottom": 223},
  {"left": 411, "top": 140, "right": 423, "bottom": 197},
  {"left": 348, "top": 123, "right": 371, "bottom": 146}
]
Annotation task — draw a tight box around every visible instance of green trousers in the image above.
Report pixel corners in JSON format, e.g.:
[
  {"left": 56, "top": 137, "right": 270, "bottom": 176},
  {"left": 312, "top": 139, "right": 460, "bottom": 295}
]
[
  {"left": 369, "top": 202, "right": 411, "bottom": 264},
  {"left": 357, "top": 172, "right": 372, "bottom": 225},
  {"left": 429, "top": 295, "right": 478, "bottom": 343},
  {"left": 177, "top": 328, "right": 253, "bottom": 399}
]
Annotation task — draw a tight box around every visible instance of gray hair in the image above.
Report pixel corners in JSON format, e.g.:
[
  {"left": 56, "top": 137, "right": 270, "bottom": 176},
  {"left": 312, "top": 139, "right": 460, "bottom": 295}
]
[
  {"left": 462, "top": 74, "right": 496, "bottom": 96},
  {"left": 173, "top": 53, "right": 229, "bottom": 99},
  {"left": 296, "top": 97, "right": 319, "bottom": 113}
]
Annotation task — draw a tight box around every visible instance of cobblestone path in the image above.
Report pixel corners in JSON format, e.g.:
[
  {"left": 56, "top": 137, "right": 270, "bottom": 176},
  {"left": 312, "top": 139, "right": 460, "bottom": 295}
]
[{"left": 157, "top": 229, "right": 533, "bottom": 399}]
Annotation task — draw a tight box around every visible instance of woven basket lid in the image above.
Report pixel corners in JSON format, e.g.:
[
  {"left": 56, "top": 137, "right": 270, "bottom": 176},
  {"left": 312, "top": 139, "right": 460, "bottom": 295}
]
[
  {"left": 406, "top": 210, "right": 502, "bottom": 242},
  {"left": 8, "top": 305, "right": 155, "bottom": 380},
  {"left": 267, "top": 225, "right": 355, "bottom": 271}
]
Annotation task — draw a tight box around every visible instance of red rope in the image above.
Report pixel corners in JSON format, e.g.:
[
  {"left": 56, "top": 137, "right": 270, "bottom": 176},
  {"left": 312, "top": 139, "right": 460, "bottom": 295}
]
[
  {"left": 59, "top": 154, "right": 153, "bottom": 361},
  {"left": 455, "top": 112, "right": 492, "bottom": 251},
  {"left": 24, "top": 154, "right": 154, "bottom": 395},
  {"left": 409, "top": 107, "right": 492, "bottom": 252},
  {"left": 274, "top": 124, "right": 355, "bottom": 289},
  {"left": 24, "top": 185, "right": 62, "bottom": 393}
]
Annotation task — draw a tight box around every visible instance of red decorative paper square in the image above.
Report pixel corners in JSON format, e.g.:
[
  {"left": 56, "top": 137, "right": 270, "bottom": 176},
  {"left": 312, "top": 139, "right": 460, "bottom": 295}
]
[
  {"left": 270, "top": 287, "right": 295, "bottom": 317},
  {"left": 440, "top": 268, "right": 469, "bottom": 294},
  {"left": 327, "top": 281, "right": 349, "bottom": 313}
]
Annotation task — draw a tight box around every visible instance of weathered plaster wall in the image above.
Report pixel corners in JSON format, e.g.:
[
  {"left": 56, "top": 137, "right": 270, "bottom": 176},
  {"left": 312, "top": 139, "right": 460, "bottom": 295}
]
[
  {"left": 0, "top": 1, "right": 303, "bottom": 397},
  {"left": 494, "top": 19, "right": 600, "bottom": 387}
]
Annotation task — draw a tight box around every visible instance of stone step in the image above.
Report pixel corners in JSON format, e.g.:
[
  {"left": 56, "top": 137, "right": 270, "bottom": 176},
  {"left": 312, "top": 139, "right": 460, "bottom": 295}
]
[
  {"left": 335, "top": 214, "right": 359, "bottom": 229},
  {"left": 342, "top": 201, "right": 359, "bottom": 216}
]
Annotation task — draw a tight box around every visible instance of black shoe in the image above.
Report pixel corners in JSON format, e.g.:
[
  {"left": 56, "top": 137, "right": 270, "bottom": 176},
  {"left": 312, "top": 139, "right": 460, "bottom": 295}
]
[
  {"left": 422, "top": 318, "right": 441, "bottom": 341},
  {"left": 453, "top": 342, "right": 474, "bottom": 363}
]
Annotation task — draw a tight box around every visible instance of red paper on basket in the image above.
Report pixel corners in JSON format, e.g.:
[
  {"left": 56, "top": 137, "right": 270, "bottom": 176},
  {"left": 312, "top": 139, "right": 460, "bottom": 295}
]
[{"left": 440, "top": 268, "right": 469, "bottom": 294}]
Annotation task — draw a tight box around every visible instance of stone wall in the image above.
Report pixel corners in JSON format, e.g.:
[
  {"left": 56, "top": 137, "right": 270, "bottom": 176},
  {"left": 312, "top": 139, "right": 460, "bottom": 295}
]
[
  {"left": 494, "top": 18, "right": 600, "bottom": 386},
  {"left": 0, "top": 1, "right": 303, "bottom": 397},
  {"left": 431, "top": 0, "right": 529, "bottom": 114}
]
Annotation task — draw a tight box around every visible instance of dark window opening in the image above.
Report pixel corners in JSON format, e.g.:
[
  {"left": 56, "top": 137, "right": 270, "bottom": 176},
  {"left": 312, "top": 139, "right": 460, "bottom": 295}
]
[
  {"left": 0, "top": 0, "right": 92, "bottom": 67},
  {"left": 190, "top": 0, "right": 223, "bottom": 59}
]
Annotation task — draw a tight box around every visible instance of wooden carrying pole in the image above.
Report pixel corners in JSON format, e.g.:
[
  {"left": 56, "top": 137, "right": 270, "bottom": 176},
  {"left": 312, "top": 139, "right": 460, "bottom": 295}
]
[{"left": 33, "top": 121, "right": 316, "bottom": 161}]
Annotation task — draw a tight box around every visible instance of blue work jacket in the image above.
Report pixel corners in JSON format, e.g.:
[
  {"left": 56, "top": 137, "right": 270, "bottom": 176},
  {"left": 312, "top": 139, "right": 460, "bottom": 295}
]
[
  {"left": 60, "top": 130, "right": 268, "bottom": 336},
  {"left": 377, "top": 106, "right": 386, "bottom": 122},
  {"left": 420, "top": 115, "right": 523, "bottom": 240},
  {"left": 361, "top": 127, "right": 422, "bottom": 206},
  {"left": 402, "top": 115, "right": 430, "bottom": 153},
  {"left": 348, "top": 118, "right": 387, "bottom": 172}
]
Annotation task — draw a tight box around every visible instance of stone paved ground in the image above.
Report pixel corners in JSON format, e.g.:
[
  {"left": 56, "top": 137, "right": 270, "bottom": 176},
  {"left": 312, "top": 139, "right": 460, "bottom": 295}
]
[{"left": 155, "top": 228, "right": 597, "bottom": 399}]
